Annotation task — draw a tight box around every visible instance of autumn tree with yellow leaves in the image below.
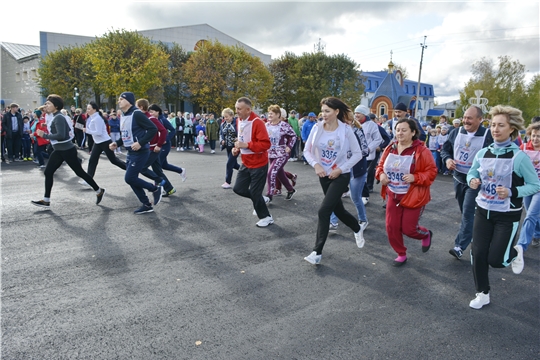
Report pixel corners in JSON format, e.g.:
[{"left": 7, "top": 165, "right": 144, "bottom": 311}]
[
  {"left": 87, "top": 30, "right": 169, "bottom": 104},
  {"left": 183, "top": 40, "right": 272, "bottom": 113}
]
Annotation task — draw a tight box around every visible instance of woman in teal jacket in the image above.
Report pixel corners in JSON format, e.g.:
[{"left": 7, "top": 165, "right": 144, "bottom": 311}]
[{"left": 467, "top": 105, "right": 540, "bottom": 310}]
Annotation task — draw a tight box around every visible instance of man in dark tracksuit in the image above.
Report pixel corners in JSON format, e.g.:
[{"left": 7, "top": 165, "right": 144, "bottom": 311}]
[{"left": 109, "top": 92, "right": 161, "bottom": 214}]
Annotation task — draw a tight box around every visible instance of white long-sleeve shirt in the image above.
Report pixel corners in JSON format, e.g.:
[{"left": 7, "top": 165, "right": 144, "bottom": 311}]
[
  {"left": 304, "top": 120, "right": 362, "bottom": 176},
  {"left": 85, "top": 112, "right": 111, "bottom": 144}
]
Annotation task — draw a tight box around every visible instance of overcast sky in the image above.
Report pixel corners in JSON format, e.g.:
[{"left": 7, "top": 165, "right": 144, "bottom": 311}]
[{"left": 2, "top": 1, "right": 538, "bottom": 105}]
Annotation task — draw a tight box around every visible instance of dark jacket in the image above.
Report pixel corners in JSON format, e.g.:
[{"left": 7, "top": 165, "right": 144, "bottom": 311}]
[
  {"left": 2, "top": 111, "right": 24, "bottom": 138},
  {"left": 440, "top": 126, "right": 493, "bottom": 184}
]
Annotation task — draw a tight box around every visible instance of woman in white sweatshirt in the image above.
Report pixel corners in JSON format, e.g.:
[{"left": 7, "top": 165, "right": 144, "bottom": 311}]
[
  {"left": 80, "top": 101, "right": 126, "bottom": 186},
  {"left": 303, "top": 97, "right": 365, "bottom": 265}
]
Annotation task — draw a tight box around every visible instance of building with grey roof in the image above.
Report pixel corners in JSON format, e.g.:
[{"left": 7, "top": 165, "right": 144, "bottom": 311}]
[
  {"left": 2, "top": 24, "right": 271, "bottom": 113},
  {"left": 1, "top": 42, "right": 41, "bottom": 110}
]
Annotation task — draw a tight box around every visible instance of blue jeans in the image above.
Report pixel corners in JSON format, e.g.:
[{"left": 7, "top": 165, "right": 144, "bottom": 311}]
[
  {"left": 34, "top": 144, "right": 49, "bottom": 165},
  {"left": 331, "top": 173, "right": 368, "bottom": 225},
  {"left": 225, "top": 146, "right": 240, "bottom": 184},
  {"left": 125, "top": 150, "right": 156, "bottom": 205},
  {"left": 159, "top": 141, "right": 184, "bottom": 175},
  {"left": 517, "top": 192, "right": 540, "bottom": 251},
  {"left": 431, "top": 151, "right": 440, "bottom": 172},
  {"left": 453, "top": 179, "right": 480, "bottom": 250}
]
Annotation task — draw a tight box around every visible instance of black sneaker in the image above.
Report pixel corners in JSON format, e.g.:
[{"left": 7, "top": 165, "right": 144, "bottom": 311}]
[
  {"left": 31, "top": 200, "right": 50, "bottom": 209},
  {"left": 285, "top": 189, "right": 297, "bottom": 201},
  {"left": 449, "top": 248, "right": 463, "bottom": 259},
  {"left": 153, "top": 184, "right": 163, "bottom": 206},
  {"left": 96, "top": 188, "right": 106, "bottom": 205},
  {"left": 134, "top": 204, "right": 154, "bottom": 214}
]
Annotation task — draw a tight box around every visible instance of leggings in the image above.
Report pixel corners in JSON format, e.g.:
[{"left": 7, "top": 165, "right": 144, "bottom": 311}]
[
  {"left": 266, "top": 156, "right": 292, "bottom": 196},
  {"left": 314, "top": 174, "right": 360, "bottom": 254},
  {"left": 44, "top": 146, "right": 99, "bottom": 198},
  {"left": 87, "top": 140, "right": 126, "bottom": 178},
  {"left": 472, "top": 206, "right": 520, "bottom": 293}
]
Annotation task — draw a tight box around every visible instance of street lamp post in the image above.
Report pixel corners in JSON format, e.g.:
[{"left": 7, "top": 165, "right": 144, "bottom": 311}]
[{"left": 73, "top": 87, "right": 79, "bottom": 108}]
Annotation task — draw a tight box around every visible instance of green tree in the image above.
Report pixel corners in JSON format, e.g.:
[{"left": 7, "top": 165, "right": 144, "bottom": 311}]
[
  {"left": 38, "top": 45, "right": 96, "bottom": 107},
  {"left": 227, "top": 45, "right": 273, "bottom": 109},
  {"left": 183, "top": 40, "right": 230, "bottom": 112},
  {"left": 266, "top": 52, "right": 299, "bottom": 111},
  {"left": 524, "top": 74, "right": 540, "bottom": 123},
  {"left": 291, "top": 51, "right": 364, "bottom": 113},
  {"left": 458, "top": 56, "right": 530, "bottom": 118},
  {"left": 86, "top": 29, "right": 169, "bottom": 104},
  {"left": 158, "top": 42, "right": 191, "bottom": 112}
]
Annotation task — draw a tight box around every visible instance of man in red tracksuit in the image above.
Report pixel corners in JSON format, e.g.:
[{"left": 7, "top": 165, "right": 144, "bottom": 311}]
[{"left": 232, "top": 97, "right": 272, "bottom": 227}]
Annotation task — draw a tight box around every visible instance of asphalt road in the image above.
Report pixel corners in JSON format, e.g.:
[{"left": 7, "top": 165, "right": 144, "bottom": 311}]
[{"left": 1, "top": 147, "right": 538, "bottom": 359}]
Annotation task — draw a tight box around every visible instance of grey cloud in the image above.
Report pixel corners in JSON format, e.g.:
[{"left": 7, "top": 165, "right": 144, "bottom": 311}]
[{"left": 126, "top": 2, "right": 461, "bottom": 53}]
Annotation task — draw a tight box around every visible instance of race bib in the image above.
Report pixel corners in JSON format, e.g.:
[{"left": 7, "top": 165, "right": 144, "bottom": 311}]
[{"left": 383, "top": 152, "right": 414, "bottom": 194}]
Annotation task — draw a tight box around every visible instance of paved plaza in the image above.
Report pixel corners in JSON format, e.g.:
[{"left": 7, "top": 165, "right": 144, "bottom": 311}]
[{"left": 1, "top": 149, "right": 539, "bottom": 359}]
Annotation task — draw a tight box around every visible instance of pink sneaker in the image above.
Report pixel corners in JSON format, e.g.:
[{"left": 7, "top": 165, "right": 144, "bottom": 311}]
[{"left": 221, "top": 182, "right": 232, "bottom": 189}]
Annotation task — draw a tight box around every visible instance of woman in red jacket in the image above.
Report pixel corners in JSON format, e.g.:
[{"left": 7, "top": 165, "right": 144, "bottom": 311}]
[
  {"left": 33, "top": 114, "right": 50, "bottom": 168},
  {"left": 376, "top": 118, "right": 438, "bottom": 266}
]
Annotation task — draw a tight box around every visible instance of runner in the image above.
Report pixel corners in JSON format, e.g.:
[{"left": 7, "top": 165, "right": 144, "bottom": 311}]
[{"left": 31, "top": 95, "right": 105, "bottom": 209}]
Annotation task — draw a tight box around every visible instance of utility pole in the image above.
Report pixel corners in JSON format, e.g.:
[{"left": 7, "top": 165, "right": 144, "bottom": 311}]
[{"left": 414, "top": 36, "right": 427, "bottom": 120}]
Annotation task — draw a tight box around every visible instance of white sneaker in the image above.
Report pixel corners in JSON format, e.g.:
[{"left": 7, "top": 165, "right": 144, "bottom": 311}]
[
  {"left": 469, "top": 292, "right": 490, "bottom": 309},
  {"left": 211, "top": 150, "right": 215, "bottom": 154},
  {"left": 354, "top": 221, "right": 368, "bottom": 248},
  {"left": 180, "top": 147, "right": 185, "bottom": 152},
  {"left": 354, "top": 230, "right": 365, "bottom": 248},
  {"left": 256, "top": 215, "right": 274, "bottom": 227},
  {"left": 511, "top": 245, "right": 524, "bottom": 274},
  {"left": 176, "top": 147, "right": 180, "bottom": 151},
  {"left": 179, "top": 168, "right": 187, "bottom": 182},
  {"left": 221, "top": 182, "right": 232, "bottom": 189},
  {"left": 342, "top": 191, "right": 350, "bottom": 198},
  {"left": 304, "top": 251, "right": 321, "bottom": 265},
  {"left": 362, "top": 197, "right": 369, "bottom": 205},
  {"left": 263, "top": 196, "right": 271, "bottom": 204},
  {"left": 359, "top": 220, "right": 369, "bottom": 232},
  {"left": 78, "top": 179, "right": 91, "bottom": 188}
]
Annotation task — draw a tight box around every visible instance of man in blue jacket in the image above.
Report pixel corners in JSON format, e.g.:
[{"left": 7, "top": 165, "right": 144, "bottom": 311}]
[
  {"left": 109, "top": 92, "right": 161, "bottom": 214},
  {"left": 440, "top": 105, "right": 493, "bottom": 259},
  {"left": 301, "top": 112, "right": 317, "bottom": 165}
]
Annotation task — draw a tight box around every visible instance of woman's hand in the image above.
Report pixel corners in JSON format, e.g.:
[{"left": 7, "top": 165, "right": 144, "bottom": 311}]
[
  {"left": 469, "top": 178, "right": 481, "bottom": 190},
  {"left": 403, "top": 174, "right": 415, "bottom": 183},
  {"left": 496, "top": 186, "right": 510, "bottom": 199},
  {"left": 285, "top": 146, "right": 290, "bottom": 153},
  {"left": 379, "top": 173, "right": 390, "bottom": 186},
  {"left": 314, "top": 164, "right": 326, "bottom": 178},
  {"left": 36, "top": 129, "right": 44, "bottom": 137},
  {"left": 328, "top": 167, "right": 342, "bottom": 179}
]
